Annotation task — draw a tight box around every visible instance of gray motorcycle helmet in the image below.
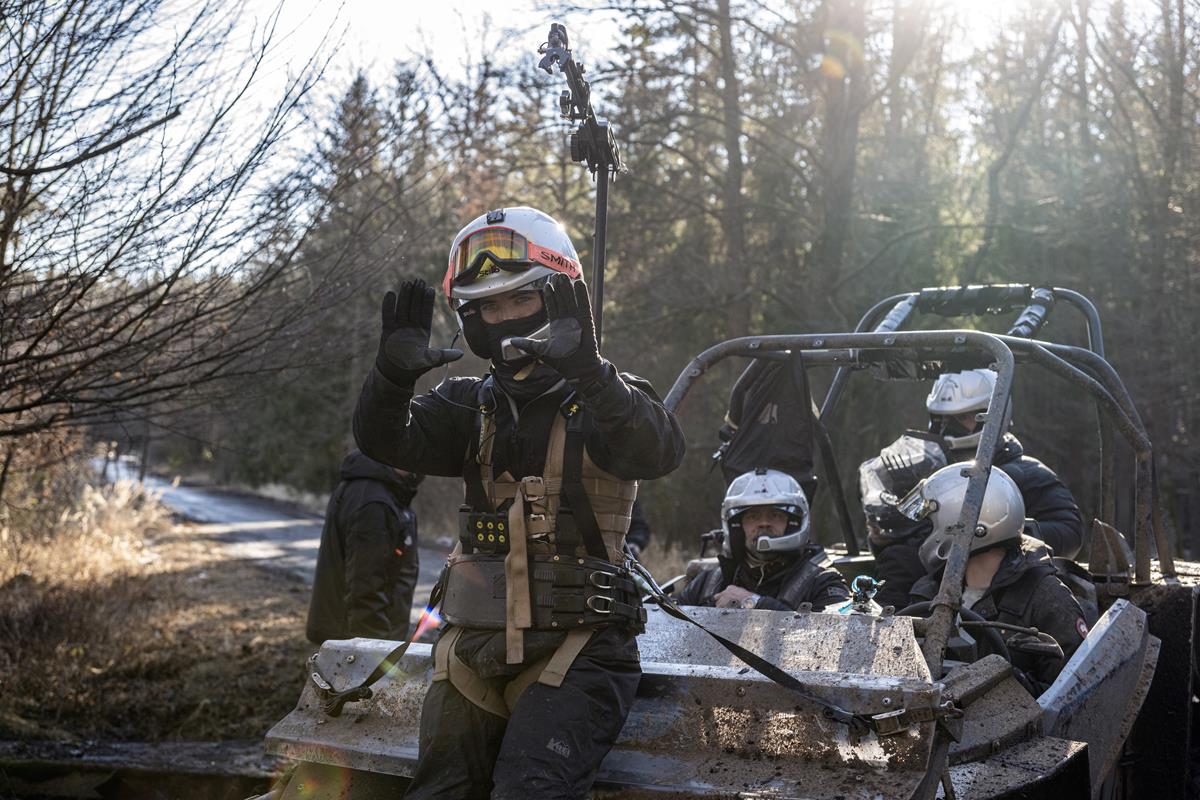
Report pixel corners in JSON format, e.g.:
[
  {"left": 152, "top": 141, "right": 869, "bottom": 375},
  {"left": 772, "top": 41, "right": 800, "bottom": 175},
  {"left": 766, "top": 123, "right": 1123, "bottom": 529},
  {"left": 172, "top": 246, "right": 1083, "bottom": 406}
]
[
  {"left": 721, "top": 468, "right": 811, "bottom": 559},
  {"left": 926, "top": 368, "right": 1000, "bottom": 452},
  {"left": 897, "top": 463, "right": 1026, "bottom": 574}
]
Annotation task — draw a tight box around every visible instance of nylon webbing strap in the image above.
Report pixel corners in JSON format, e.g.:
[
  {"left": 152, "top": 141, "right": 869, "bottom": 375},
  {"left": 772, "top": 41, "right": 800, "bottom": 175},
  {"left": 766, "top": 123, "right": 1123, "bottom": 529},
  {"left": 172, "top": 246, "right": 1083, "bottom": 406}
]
[
  {"left": 656, "top": 598, "right": 867, "bottom": 733},
  {"left": 309, "top": 578, "right": 445, "bottom": 718},
  {"left": 643, "top": 588, "right": 870, "bottom": 735},
  {"left": 505, "top": 482, "right": 534, "bottom": 663},
  {"left": 539, "top": 627, "right": 594, "bottom": 687},
  {"left": 464, "top": 386, "right": 495, "bottom": 512},
  {"left": 542, "top": 411, "right": 577, "bottom": 555},
  {"left": 561, "top": 408, "right": 611, "bottom": 561}
]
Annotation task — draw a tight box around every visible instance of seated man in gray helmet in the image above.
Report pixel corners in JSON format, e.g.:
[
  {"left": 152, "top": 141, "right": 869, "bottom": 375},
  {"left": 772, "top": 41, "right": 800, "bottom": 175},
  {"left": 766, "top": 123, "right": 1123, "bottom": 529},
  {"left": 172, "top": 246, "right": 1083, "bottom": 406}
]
[
  {"left": 861, "top": 367, "right": 1084, "bottom": 609},
  {"left": 677, "top": 469, "right": 849, "bottom": 611},
  {"left": 902, "top": 464, "right": 1089, "bottom": 694}
]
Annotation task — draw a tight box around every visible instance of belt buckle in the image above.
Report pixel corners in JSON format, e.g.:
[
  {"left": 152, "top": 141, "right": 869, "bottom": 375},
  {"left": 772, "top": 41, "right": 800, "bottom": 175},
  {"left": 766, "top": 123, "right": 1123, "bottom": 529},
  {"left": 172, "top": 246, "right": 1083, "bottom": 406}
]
[
  {"left": 589, "top": 570, "right": 616, "bottom": 590},
  {"left": 586, "top": 595, "right": 614, "bottom": 614},
  {"left": 521, "top": 476, "right": 546, "bottom": 501}
]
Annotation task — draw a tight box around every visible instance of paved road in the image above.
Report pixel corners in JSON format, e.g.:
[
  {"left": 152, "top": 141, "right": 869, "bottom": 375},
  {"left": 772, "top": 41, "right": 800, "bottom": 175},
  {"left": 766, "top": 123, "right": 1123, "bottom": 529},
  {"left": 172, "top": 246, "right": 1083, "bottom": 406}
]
[{"left": 103, "top": 459, "right": 446, "bottom": 626}]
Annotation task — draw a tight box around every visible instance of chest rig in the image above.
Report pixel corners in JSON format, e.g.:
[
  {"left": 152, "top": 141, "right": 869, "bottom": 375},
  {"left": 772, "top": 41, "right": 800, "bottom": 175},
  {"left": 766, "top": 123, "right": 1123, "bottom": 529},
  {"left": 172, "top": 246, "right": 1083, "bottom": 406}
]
[{"left": 440, "top": 379, "right": 646, "bottom": 665}]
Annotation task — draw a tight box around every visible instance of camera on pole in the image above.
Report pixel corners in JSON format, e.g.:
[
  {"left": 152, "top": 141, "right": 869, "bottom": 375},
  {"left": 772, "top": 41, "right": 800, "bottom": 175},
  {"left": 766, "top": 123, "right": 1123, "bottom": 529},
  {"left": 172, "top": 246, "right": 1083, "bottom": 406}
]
[{"left": 537, "top": 23, "right": 625, "bottom": 346}]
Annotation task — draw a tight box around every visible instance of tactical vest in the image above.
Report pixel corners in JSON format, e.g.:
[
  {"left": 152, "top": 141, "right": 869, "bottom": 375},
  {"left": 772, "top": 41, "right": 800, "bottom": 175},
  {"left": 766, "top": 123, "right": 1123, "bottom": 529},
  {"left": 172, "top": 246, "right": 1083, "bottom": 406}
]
[{"left": 440, "top": 381, "right": 646, "bottom": 674}]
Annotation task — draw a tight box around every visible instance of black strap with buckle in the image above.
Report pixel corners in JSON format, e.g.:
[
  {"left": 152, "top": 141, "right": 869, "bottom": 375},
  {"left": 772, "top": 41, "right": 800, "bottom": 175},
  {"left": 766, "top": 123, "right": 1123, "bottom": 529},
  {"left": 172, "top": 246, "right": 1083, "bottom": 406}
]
[
  {"left": 560, "top": 402, "right": 613, "bottom": 562},
  {"left": 309, "top": 575, "right": 446, "bottom": 718}
]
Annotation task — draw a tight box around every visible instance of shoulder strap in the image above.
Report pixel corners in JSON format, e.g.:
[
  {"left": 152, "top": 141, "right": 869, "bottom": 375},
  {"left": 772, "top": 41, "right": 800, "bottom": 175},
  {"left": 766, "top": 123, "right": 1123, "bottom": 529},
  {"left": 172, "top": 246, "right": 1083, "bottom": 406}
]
[
  {"left": 558, "top": 399, "right": 611, "bottom": 561},
  {"left": 463, "top": 378, "right": 494, "bottom": 512}
]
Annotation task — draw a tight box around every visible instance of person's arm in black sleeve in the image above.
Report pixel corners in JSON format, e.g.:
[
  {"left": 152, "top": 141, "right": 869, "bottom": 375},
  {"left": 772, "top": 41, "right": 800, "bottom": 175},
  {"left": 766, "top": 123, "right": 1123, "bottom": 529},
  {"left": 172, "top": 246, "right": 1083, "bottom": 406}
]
[
  {"left": 508, "top": 274, "right": 686, "bottom": 480},
  {"left": 389, "top": 509, "right": 420, "bottom": 640},
  {"left": 752, "top": 594, "right": 791, "bottom": 611},
  {"left": 355, "top": 279, "right": 471, "bottom": 475},
  {"left": 578, "top": 368, "right": 686, "bottom": 480},
  {"left": 1008, "top": 460, "right": 1085, "bottom": 559},
  {"left": 676, "top": 571, "right": 713, "bottom": 606},
  {"left": 808, "top": 570, "right": 851, "bottom": 612},
  {"left": 1023, "top": 577, "right": 1088, "bottom": 693},
  {"left": 354, "top": 371, "right": 474, "bottom": 476},
  {"left": 343, "top": 503, "right": 406, "bottom": 639}
]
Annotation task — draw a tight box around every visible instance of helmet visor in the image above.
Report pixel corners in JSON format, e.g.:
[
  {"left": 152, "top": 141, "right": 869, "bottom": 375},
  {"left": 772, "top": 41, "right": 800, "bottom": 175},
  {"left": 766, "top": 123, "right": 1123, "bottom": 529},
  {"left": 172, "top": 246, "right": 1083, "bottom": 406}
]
[{"left": 897, "top": 480, "right": 938, "bottom": 521}]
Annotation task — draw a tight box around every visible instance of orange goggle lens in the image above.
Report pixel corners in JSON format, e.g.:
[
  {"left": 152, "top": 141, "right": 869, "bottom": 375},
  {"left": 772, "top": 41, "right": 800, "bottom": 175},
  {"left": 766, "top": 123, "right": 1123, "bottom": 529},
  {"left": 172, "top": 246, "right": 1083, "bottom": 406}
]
[{"left": 453, "top": 228, "right": 530, "bottom": 276}]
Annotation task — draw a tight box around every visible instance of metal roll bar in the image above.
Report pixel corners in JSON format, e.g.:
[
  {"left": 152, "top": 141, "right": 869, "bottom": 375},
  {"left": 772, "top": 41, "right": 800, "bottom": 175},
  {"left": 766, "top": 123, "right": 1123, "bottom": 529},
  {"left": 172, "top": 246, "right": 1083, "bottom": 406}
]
[{"left": 664, "top": 330, "right": 1017, "bottom": 681}]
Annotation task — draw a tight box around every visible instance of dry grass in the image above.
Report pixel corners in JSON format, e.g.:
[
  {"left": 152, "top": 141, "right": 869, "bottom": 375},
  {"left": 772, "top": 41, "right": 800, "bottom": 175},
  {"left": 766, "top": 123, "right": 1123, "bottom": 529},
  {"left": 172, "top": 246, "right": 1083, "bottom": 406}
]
[{"left": 0, "top": 479, "right": 312, "bottom": 742}]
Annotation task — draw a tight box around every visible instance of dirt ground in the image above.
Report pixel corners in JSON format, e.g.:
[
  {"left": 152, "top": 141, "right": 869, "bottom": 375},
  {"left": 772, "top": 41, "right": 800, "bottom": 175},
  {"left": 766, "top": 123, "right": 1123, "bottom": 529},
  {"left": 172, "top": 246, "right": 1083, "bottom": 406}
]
[{"left": 0, "top": 515, "right": 314, "bottom": 743}]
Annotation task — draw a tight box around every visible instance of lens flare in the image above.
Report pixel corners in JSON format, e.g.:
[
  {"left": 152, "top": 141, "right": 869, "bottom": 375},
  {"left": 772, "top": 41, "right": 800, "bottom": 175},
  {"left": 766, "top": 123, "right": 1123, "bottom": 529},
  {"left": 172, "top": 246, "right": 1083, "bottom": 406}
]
[{"left": 413, "top": 605, "right": 443, "bottom": 640}]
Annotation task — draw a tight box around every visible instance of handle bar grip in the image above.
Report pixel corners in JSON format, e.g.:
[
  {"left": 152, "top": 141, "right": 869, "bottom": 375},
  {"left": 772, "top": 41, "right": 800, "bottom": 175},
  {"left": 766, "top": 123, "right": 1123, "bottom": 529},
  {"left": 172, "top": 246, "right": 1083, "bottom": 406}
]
[{"left": 916, "top": 284, "right": 1032, "bottom": 316}]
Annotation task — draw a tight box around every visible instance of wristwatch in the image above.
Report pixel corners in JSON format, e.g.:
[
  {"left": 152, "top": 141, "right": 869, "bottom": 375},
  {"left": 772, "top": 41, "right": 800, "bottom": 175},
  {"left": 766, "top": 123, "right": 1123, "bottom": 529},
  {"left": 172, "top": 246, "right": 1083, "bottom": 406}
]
[{"left": 739, "top": 594, "right": 761, "bottom": 610}]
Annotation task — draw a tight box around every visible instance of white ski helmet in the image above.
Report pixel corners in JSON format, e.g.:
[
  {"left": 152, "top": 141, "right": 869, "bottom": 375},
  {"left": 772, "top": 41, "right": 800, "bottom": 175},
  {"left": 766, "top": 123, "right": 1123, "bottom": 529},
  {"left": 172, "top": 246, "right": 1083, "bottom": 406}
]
[
  {"left": 926, "top": 368, "right": 999, "bottom": 451},
  {"left": 897, "top": 463, "right": 1026, "bottom": 574},
  {"left": 721, "top": 468, "right": 811, "bottom": 558},
  {"left": 441, "top": 206, "right": 582, "bottom": 309},
  {"left": 440, "top": 207, "right": 583, "bottom": 361}
]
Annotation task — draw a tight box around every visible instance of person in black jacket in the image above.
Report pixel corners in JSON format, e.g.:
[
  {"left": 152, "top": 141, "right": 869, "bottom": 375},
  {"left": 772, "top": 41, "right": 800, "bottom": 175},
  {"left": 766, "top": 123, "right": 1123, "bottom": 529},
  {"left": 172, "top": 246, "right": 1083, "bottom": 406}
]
[
  {"left": 677, "top": 469, "right": 848, "bottom": 612},
  {"left": 904, "top": 465, "right": 1088, "bottom": 694},
  {"left": 306, "top": 451, "right": 423, "bottom": 644},
  {"left": 355, "top": 206, "right": 685, "bottom": 800},
  {"left": 864, "top": 368, "right": 1084, "bottom": 609}
]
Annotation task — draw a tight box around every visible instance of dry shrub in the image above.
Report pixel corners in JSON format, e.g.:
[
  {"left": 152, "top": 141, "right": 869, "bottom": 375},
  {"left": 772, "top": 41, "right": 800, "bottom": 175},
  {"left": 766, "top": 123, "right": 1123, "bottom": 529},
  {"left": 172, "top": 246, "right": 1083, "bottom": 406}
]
[{"left": 0, "top": 449, "right": 311, "bottom": 742}]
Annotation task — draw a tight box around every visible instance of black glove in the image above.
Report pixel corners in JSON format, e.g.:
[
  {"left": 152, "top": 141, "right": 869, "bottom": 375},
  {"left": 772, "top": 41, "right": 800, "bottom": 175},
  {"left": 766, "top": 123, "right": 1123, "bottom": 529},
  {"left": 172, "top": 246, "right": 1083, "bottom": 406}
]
[
  {"left": 376, "top": 279, "right": 463, "bottom": 386},
  {"left": 508, "top": 273, "right": 603, "bottom": 383}
]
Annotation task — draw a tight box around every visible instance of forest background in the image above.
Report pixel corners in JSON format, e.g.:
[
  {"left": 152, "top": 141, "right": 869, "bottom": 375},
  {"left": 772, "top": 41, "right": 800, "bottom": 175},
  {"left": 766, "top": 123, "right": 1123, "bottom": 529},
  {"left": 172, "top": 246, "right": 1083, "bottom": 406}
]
[{"left": 4, "top": 0, "right": 1199, "bottom": 560}]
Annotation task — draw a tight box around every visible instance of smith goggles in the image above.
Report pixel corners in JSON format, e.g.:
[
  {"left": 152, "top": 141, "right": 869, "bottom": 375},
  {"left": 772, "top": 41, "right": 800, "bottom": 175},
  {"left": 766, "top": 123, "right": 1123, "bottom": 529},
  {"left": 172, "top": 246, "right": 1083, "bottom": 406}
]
[{"left": 446, "top": 226, "right": 581, "bottom": 290}]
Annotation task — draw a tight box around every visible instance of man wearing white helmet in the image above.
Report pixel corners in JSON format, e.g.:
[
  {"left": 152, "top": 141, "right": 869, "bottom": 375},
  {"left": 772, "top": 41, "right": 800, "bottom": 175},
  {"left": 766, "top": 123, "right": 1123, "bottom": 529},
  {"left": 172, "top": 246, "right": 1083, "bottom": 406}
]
[
  {"left": 900, "top": 464, "right": 1089, "bottom": 694},
  {"left": 677, "top": 469, "right": 849, "bottom": 611},
  {"left": 861, "top": 367, "right": 1083, "bottom": 608},
  {"left": 354, "top": 207, "right": 685, "bottom": 799}
]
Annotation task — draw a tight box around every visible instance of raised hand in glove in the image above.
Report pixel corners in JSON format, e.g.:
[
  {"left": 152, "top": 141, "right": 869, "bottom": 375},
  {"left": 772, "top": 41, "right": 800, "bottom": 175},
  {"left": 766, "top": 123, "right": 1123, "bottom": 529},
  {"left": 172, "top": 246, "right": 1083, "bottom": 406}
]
[
  {"left": 508, "top": 273, "right": 603, "bottom": 383},
  {"left": 376, "top": 279, "right": 463, "bottom": 386}
]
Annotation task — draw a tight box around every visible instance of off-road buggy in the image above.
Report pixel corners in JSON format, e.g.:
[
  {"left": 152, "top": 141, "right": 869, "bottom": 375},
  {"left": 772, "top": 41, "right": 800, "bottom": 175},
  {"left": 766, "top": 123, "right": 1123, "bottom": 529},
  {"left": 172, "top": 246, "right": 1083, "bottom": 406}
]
[{"left": 255, "top": 284, "right": 1197, "bottom": 799}]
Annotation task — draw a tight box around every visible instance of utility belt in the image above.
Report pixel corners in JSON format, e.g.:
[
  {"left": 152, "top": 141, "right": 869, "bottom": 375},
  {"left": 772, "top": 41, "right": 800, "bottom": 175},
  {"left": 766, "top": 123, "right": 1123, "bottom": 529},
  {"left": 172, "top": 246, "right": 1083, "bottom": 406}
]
[{"left": 441, "top": 553, "right": 647, "bottom": 633}]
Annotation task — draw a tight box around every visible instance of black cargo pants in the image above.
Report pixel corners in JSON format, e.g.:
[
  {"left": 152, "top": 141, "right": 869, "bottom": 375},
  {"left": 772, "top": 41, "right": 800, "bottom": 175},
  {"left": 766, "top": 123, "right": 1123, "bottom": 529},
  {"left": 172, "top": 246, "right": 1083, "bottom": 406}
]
[{"left": 403, "top": 625, "right": 641, "bottom": 800}]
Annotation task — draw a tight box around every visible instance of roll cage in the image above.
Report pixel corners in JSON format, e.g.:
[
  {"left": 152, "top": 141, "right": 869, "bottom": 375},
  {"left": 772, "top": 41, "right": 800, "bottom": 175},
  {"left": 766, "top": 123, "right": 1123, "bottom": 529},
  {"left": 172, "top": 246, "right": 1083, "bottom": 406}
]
[{"left": 661, "top": 285, "right": 1175, "bottom": 677}]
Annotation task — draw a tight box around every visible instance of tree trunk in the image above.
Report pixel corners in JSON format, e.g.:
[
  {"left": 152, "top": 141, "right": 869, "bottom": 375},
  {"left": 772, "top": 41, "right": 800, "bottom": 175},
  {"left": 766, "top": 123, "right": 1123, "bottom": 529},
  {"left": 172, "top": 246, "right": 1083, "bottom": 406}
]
[
  {"left": 810, "top": 0, "right": 868, "bottom": 302},
  {"left": 716, "top": 0, "right": 750, "bottom": 338}
]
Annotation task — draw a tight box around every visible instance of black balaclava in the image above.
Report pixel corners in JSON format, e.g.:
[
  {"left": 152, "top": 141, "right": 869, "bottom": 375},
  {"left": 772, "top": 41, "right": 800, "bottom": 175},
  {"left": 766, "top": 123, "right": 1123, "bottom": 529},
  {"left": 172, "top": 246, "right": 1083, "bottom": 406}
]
[{"left": 459, "top": 302, "right": 559, "bottom": 401}]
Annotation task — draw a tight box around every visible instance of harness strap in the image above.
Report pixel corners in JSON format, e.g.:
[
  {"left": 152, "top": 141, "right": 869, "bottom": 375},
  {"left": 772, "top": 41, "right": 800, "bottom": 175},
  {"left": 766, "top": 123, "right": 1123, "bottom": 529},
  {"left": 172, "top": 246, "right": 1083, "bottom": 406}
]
[
  {"left": 464, "top": 380, "right": 495, "bottom": 512},
  {"left": 505, "top": 478, "right": 536, "bottom": 663},
  {"left": 431, "top": 625, "right": 455, "bottom": 682},
  {"left": 561, "top": 408, "right": 612, "bottom": 561},
  {"left": 624, "top": 559, "right": 872, "bottom": 736},
  {"left": 539, "top": 627, "right": 594, "bottom": 688}
]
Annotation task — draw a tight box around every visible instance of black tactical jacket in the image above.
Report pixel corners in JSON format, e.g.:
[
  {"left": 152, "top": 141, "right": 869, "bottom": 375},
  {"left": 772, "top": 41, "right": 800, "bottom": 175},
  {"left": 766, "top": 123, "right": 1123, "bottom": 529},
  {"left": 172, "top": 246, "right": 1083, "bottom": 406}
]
[
  {"left": 870, "top": 433, "right": 1085, "bottom": 609},
  {"left": 910, "top": 536, "right": 1089, "bottom": 694},
  {"left": 353, "top": 361, "right": 685, "bottom": 673},
  {"left": 354, "top": 362, "right": 684, "bottom": 483},
  {"left": 306, "top": 450, "right": 420, "bottom": 644},
  {"left": 676, "top": 545, "right": 850, "bottom": 612}
]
